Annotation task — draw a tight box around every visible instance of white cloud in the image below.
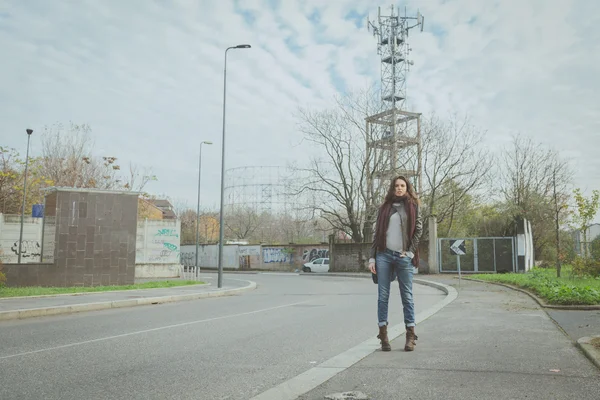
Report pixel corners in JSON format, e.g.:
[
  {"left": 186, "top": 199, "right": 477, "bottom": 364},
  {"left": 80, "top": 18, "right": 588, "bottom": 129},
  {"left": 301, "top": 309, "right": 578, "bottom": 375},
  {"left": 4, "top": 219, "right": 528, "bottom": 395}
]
[{"left": 0, "top": 0, "right": 598, "bottom": 213}]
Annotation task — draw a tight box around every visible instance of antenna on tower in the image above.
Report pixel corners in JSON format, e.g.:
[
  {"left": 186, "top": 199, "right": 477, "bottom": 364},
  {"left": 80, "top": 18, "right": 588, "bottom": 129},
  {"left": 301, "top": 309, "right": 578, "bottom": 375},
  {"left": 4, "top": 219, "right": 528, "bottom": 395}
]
[
  {"left": 365, "top": 3, "right": 425, "bottom": 197},
  {"left": 367, "top": 4, "right": 424, "bottom": 109}
]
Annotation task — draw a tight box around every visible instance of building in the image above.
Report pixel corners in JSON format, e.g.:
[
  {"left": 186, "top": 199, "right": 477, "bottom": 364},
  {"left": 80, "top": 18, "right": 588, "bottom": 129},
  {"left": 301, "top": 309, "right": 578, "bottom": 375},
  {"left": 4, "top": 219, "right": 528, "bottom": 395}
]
[
  {"left": 148, "top": 199, "right": 177, "bottom": 220},
  {"left": 572, "top": 223, "right": 600, "bottom": 256},
  {"left": 138, "top": 198, "right": 164, "bottom": 220}
]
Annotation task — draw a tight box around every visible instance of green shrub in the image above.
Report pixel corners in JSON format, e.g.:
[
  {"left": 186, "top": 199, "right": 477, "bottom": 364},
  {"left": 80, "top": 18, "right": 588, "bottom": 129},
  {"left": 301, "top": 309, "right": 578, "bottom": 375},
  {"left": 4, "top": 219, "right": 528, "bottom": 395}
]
[
  {"left": 472, "top": 267, "right": 600, "bottom": 305},
  {"left": 572, "top": 256, "right": 600, "bottom": 278},
  {"left": 0, "top": 261, "right": 6, "bottom": 288}
]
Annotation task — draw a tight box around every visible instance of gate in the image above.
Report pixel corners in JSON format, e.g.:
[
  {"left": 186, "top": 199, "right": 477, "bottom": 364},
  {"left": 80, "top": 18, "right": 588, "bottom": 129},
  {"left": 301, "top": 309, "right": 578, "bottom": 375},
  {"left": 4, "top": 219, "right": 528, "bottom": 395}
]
[{"left": 438, "top": 237, "right": 515, "bottom": 273}]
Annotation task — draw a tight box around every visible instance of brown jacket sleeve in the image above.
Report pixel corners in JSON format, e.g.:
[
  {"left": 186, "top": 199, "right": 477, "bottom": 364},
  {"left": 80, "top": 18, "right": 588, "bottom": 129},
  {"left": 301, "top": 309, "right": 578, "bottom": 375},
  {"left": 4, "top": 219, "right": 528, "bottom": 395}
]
[{"left": 408, "top": 205, "right": 423, "bottom": 254}]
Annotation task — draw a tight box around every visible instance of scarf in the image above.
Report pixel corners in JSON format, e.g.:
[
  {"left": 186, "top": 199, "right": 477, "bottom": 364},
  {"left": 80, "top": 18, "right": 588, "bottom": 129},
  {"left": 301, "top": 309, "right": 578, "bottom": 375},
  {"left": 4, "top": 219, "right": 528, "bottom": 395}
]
[{"left": 374, "top": 195, "right": 419, "bottom": 266}]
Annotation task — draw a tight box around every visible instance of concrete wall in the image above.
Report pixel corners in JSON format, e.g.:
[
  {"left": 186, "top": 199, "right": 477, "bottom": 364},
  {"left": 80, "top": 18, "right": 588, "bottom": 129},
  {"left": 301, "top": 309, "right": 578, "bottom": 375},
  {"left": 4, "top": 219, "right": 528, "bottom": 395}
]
[
  {"left": 135, "top": 219, "right": 182, "bottom": 278},
  {"left": 178, "top": 243, "right": 329, "bottom": 271},
  {"left": 262, "top": 245, "right": 329, "bottom": 271},
  {"left": 0, "top": 214, "right": 43, "bottom": 264},
  {"left": 239, "top": 245, "right": 261, "bottom": 270},
  {"left": 180, "top": 244, "right": 240, "bottom": 269},
  {"left": 330, "top": 242, "right": 372, "bottom": 272}
]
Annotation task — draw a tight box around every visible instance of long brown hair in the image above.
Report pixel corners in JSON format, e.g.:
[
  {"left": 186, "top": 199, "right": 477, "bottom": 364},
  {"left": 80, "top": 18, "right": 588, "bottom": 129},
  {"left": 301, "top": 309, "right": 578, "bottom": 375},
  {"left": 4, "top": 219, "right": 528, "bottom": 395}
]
[
  {"left": 375, "top": 176, "right": 420, "bottom": 265},
  {"left": 383, "top": 175, "right": 420, "bottom": 205}
]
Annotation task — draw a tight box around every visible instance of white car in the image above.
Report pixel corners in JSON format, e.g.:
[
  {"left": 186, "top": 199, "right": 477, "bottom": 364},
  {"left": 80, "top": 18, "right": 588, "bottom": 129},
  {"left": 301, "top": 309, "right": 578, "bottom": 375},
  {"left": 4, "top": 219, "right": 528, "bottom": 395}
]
[{"left": 302, "top": 258, "right": 329, "bottom": 273}]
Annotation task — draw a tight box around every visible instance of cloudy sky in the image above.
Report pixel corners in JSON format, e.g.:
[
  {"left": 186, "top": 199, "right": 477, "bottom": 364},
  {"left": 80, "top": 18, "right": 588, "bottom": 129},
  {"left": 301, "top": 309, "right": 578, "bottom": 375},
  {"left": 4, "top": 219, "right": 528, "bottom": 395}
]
[{"left": 1, "top": 0, "right": 598, "bottom": 212}]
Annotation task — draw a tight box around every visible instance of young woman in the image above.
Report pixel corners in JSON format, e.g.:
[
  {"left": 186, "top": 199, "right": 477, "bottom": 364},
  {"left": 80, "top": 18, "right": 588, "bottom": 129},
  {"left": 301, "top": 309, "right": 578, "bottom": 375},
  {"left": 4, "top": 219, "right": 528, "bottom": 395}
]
[{"left": 369, "top": 175, "right": 423, "bottom": 352}]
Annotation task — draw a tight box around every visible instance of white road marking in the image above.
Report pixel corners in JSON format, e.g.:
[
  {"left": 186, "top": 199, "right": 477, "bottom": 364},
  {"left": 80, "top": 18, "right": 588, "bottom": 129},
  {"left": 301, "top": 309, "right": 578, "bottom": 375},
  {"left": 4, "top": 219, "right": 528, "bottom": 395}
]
[
  {"left": 250, "top": 280, "right": 458, "bottom": 400},
  {"left": 0, "top": 301, "right": 309, "bottom": 360}
]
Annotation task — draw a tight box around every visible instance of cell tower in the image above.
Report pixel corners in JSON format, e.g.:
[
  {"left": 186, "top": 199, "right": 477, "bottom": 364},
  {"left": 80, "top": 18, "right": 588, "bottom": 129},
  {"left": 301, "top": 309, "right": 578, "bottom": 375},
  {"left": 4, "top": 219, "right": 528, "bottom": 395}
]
[{"left": 366, "top": 5, "right": 424, "bottom": 195}]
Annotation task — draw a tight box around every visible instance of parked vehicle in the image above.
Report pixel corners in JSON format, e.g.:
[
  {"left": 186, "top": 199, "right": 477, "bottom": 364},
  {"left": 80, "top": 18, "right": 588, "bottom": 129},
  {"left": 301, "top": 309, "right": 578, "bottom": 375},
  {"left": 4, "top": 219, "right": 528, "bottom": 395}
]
[{"left": 302, "top": 258, "right": 329, "bottom": 273}]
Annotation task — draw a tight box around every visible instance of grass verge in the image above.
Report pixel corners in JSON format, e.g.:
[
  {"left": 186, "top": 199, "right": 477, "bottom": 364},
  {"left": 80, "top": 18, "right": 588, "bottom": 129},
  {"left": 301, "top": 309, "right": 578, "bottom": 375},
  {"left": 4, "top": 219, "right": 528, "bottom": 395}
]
[
  {"left": 0, "top": 280, "right": 205, "bottom": 298},
  {"left": 470, "top": 267, "right": 600, "bottom": 306},
  {"left": 591, "top": 337, "right": 600, "bottom": 350}
]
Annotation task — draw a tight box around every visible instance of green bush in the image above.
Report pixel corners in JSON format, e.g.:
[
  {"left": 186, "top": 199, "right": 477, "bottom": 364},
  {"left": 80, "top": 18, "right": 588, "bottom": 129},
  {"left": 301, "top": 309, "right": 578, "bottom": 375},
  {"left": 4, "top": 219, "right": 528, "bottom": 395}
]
[
  {"left": 472, "top": 267, "right": 600, "bottom": 305},
  {"left": 572, "top": 256, "right": 600, "bottom": 278},
  {"left": 527, "top": 268, "right": 600, "bottom": 305},
  {"left": 0, "top": 261, "right": 6, "bottom": 288}
]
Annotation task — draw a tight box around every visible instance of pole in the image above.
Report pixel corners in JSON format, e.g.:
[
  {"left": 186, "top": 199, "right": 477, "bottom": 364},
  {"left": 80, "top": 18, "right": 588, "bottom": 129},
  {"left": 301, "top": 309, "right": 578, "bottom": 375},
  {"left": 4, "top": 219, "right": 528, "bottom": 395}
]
[
  {"left": 18, "top": 130, "right": 33, "bottom": 264},
  {"left": 217, "top": 48, "right": 230, "bottom": 289},
  {"left": 217, "top": 44, "right": 250, "bottom": 288},
  {"left": 195, "top": 142, "right": 203, "bottom": 278},
  {"left": 553, "top": 169, "right": 560, "bottom": 275},
  {"left": 457, "top": 255, "right": 461, "bottom": 287}
]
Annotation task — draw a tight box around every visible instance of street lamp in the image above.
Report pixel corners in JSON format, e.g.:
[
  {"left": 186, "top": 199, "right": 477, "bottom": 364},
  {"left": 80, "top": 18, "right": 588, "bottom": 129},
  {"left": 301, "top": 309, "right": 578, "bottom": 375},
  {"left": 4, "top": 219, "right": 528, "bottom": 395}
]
[
  {"left": 18, "top": 129, "right": 33, "bottom": 264},
  {"left": 195, "top": 140, "right": 213, "bottom": 278},
  {"left": 217, "top": 43, "right": 251, "bottom": 288}
]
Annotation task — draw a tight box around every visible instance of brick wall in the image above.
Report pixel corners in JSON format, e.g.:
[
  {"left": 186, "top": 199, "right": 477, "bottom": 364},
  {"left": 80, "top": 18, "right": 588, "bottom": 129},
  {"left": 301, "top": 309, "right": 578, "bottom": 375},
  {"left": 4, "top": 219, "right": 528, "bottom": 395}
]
[
  {"left": 3, "top": 188, "right": 139, "bottom": 287},
  {"left": 2, "top": 263, "right": 59, "bottom": 287}
]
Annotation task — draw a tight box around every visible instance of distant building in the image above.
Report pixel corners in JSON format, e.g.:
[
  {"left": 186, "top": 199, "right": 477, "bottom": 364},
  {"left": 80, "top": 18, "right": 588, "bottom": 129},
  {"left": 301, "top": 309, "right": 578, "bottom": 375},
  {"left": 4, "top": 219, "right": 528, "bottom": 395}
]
[
  {"left": 572, "top": 223, "right": 600, "bottom": 255},
  {"left": 138, "top": 198, "right": 164, "bottom": 220},
  {"left": 148, "top": 199, "right": 177, "bottom": 220}
]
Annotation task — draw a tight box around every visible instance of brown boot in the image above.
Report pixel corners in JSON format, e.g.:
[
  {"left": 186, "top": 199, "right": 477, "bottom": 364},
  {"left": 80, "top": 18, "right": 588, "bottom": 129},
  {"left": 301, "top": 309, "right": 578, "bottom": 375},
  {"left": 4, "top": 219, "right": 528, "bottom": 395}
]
[
  {"left": 404, "top": 326, "right": 418, "bottom": 351},
  {"left": 377, "top": 324, "right": 391, "bottom": 351}
]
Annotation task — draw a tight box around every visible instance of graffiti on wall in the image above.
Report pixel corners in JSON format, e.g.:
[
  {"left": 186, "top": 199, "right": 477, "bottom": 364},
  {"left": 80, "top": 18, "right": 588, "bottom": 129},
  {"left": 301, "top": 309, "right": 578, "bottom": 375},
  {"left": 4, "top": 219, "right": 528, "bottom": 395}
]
[
  {"left": 10, "top": 240, "right": 41, "bottom": 258},
  {"left": 239, "top": 246, "right": 261, "bottom": 256},
  {"left": 303, "top": 248, "right": 329, "bottom": 262},
  {"left": 155, "top": 229, "right": 179, "bottom": 238},
  {"left": 180, "top": 251, "right": 196, "bottom": 267},
  {"left": 263, "top": 247, "right": 292, "bottom": 264},
  {"left": 136, "top": 219, "right": 182, "bottom": 264},
  {"left": 148, "top": 242, "right": 180, "bottom": 263}
]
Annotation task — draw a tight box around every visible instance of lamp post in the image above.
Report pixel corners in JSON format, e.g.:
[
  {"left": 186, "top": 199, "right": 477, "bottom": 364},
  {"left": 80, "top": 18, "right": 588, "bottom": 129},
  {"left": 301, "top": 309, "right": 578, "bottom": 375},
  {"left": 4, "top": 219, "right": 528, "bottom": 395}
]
[
  {"left": 217, "top": 44, "right": 251, "bottom": 288},
  {"left": 195, "top": 140, "right": 213, "bottom": 277},
  {"left": 18, "top": 129, "right": 33, "bottom": 264}
]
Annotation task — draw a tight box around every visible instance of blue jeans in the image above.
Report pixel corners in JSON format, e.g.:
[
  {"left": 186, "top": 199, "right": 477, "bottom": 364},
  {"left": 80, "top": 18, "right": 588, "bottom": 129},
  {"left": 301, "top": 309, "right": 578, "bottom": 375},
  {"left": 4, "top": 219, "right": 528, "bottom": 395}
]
[{"left": 376, "top": 250, "right": 416, "bottom": 328}]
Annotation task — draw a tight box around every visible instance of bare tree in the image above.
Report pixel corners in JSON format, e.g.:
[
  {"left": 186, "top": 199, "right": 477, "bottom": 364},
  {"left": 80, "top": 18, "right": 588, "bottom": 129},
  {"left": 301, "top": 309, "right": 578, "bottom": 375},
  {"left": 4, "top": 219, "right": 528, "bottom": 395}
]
[
  {"left": 122, "top": 162, "right": 157, "bottom": 193},
  {"left": 39, "top": 122, "right": 156, "bottom": 193},
  {"left": 294, "top": 87, "right": 386, "bottom": 243},
  {"left": 552, "top": 164, "right": 571, "bottom": 277},
  {"left": 179, "top": 208, "right": 197, "bottom": 244},
  {"left": 420, "top": 114, "right": 492, "bottom": 236},
  {"left": 500, "top": 135, "right": 573, "bottom": 258},
  {"left": 224, "top": 206, "right": 262, "bottom": 240},
  {"left": 169, "top": 198, "right": 190, "bottom": 219},
  {"left": 0, "top": 147, "right": 22, "bottom": 214},
  {"left": 39, "top": 122, "right": 121, "bottom": 189}
]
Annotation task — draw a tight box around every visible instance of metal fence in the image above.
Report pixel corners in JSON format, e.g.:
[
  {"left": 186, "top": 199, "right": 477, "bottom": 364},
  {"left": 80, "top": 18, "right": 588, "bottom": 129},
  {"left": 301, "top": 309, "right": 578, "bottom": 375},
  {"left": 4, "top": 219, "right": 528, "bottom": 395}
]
[{"left": 438, "top": 237, "right": 515, "bottom": 273}]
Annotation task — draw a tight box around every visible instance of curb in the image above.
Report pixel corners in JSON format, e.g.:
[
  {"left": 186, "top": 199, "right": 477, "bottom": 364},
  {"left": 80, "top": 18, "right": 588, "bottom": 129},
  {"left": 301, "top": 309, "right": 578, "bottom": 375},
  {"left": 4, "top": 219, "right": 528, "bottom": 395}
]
[
  {"left": 463, "top": 278, "right": 600, "bottom": 310},
  {"left": 0, "top": 281, "right": 257, "bottom": 322},
  {"left": 0, "top": 283, "right": 211, "bottom": 301},
  {"left": 576, "top": 336, "right": 600, "bottom": 370}
]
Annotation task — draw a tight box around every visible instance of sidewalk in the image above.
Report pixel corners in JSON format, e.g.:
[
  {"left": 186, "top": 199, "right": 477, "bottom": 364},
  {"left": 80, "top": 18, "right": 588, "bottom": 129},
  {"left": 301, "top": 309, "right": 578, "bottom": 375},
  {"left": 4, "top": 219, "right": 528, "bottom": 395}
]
[
  {"left": 297, "top": 277, "right": 600, "bottom": 400},
  {"left": 0, "top": 275, "right": 255, "bottom": 321}
]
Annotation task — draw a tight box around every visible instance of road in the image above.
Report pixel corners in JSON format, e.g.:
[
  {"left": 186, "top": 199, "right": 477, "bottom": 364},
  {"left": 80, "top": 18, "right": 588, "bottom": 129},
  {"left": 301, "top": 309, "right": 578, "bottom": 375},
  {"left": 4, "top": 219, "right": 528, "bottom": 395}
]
[{"left": 0, "top": 273, "right": 445, "bottom": 400}]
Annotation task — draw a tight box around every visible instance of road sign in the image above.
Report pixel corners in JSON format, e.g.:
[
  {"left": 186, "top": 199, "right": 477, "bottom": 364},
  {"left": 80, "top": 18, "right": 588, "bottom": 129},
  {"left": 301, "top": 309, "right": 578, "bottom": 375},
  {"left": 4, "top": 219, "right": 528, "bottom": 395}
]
[{"left": 450, "top": 239, "right": 466, "bottom": 256}]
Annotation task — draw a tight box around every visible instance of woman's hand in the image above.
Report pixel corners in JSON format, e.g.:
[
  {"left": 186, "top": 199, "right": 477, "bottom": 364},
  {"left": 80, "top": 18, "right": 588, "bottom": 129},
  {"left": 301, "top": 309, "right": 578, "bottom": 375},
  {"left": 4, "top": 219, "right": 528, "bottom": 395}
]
[{"left": 369, "top": 261, "right": 376, "bottom": 274}]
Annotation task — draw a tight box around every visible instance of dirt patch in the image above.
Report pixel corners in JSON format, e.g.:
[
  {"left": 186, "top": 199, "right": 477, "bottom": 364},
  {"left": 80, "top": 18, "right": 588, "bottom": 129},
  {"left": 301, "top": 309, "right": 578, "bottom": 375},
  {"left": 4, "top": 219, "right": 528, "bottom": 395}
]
[{"left": 591, "top": 337, "right": 600, "bottom": 350}]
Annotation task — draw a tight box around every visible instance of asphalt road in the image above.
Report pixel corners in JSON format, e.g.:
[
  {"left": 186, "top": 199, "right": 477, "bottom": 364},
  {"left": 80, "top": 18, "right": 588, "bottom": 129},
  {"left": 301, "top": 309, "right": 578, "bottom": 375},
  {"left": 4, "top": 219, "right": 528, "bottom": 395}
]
[{"left": 0, "top": 274, "right": 445, "bottom": 400}]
